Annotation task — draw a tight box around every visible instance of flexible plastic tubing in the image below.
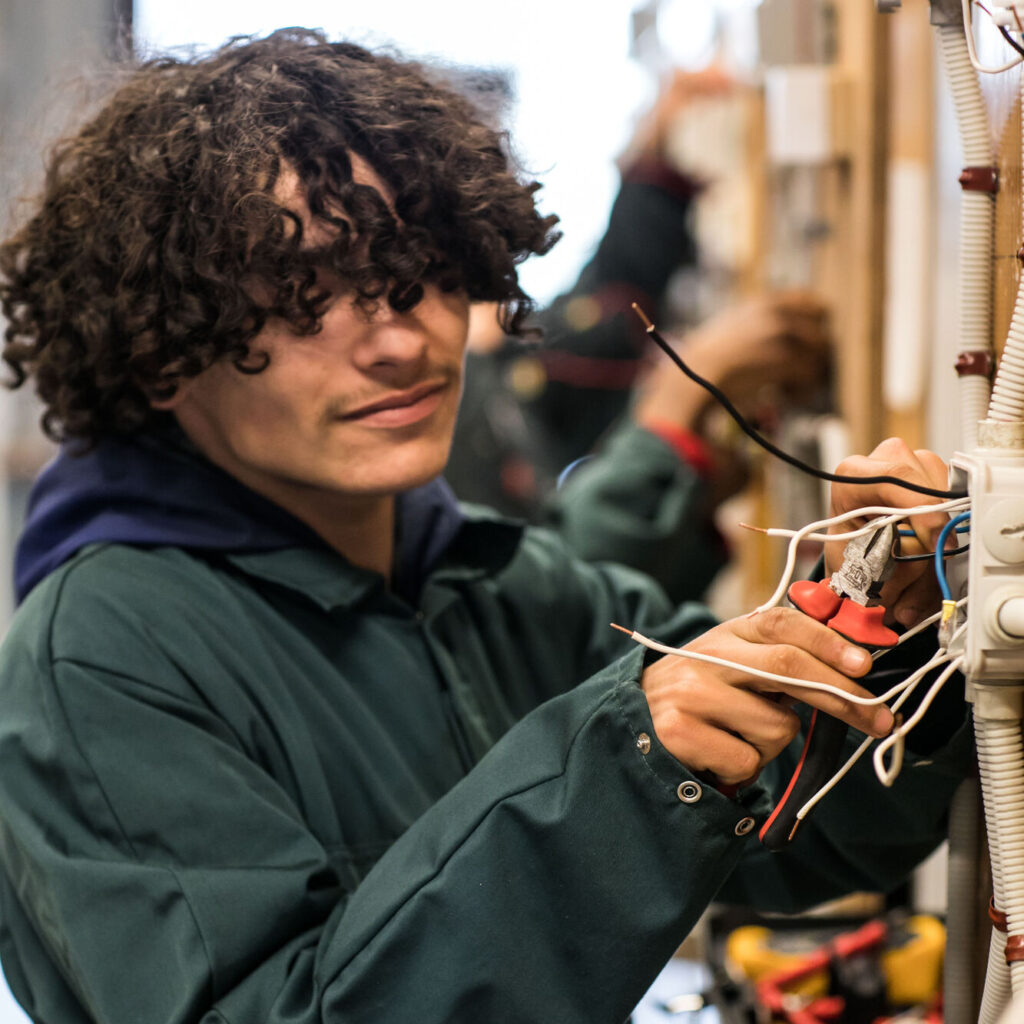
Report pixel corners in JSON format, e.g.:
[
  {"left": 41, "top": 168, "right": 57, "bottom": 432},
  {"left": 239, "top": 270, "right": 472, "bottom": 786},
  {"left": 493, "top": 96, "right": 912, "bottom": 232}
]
[
  {"left": 976, "top": 713, "right": 1024, "bottom": 998},
  {"left": 987, "top": 64, "right": 1024, "bottom": 423},
  {"left": 976, "top": 715, "right": 1014, "bottom": 1021},
  {"left": 938, "top": 25, "right": 996, "bottom": 445}
]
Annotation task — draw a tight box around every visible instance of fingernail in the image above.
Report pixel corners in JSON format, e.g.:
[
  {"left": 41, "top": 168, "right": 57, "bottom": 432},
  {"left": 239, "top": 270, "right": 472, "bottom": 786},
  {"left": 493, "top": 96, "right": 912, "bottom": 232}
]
[
  {"left": 841, "top": 646, "right": 869, "bottom": 674},
  {"left": 872, "top": 706, "right": 894, "bottom": 736}
]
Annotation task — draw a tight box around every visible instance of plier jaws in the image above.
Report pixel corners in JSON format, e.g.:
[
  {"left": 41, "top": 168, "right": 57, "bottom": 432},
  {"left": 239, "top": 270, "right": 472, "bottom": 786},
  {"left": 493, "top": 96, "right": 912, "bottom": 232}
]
[{"left": 830, "top": 522, "right": 896, "bottom": 607}]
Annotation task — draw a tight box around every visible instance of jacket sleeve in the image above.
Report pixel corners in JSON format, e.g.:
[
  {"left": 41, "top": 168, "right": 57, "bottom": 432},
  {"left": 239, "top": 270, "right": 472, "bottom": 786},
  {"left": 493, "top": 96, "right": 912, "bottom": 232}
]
[
  {"left": 0, "top": 568, "right": 759, "bottom": 1024},
  {"left": 524, "top": 167, "right": 702, "bottom": 467},
  {"left": 543, "top": 423, "right": 728, "bottom": 603},
  {"left": 0, "top": 556, "right": 969, "bottom": 1024}
]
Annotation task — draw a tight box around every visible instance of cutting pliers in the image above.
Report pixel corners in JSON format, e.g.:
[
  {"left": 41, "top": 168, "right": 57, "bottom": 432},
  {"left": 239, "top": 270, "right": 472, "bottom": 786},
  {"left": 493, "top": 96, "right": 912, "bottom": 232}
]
[
  {"left": 759, "top": 523, "right": 899, "bottom": 851},
  {"left": 786, "top": 523, "right": 900, "bottom": 650}
]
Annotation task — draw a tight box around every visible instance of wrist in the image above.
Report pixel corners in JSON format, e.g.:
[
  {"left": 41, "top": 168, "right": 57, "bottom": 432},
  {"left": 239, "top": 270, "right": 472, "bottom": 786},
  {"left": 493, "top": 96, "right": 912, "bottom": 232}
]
[{"left": 640, "top": 420, "right": 715, "bottom": 478}]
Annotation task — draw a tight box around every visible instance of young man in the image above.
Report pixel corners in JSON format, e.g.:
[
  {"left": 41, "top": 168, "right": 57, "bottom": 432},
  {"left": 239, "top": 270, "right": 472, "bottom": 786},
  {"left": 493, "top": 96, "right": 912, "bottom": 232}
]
[{"left": 0, "top": 29, "right": 969, "bottom": 1024}]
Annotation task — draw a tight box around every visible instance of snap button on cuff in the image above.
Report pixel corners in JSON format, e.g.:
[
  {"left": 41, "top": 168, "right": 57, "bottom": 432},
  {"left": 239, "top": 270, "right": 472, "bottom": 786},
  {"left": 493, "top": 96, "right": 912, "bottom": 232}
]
[
  {"left": 734, "top": 816, "right": 756, "bottom": 836},
  {"left": 677, "top": 781, "right": 702, "bottom": 804},
  {"left": 636, "top": 733, "right": 652, "bottom": 755}
]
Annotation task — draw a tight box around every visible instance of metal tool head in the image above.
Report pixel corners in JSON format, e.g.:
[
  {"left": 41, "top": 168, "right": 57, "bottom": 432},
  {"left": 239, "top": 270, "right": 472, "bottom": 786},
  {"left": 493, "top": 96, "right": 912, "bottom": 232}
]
[{"left": 830, "top": 522, "right": 896, "bottom": 606}]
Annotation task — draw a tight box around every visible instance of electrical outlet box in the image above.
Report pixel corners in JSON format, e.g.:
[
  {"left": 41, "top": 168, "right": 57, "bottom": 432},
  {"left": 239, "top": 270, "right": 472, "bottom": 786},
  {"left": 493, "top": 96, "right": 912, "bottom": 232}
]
[{"left": 950, "top": 448, "right": 1024, "bottom": 681}]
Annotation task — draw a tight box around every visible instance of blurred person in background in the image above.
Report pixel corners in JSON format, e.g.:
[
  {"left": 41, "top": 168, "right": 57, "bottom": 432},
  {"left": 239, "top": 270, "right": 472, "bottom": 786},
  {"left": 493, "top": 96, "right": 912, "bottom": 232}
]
[{"left": 448, "top": 69, "right": 832, "bottom": 601}]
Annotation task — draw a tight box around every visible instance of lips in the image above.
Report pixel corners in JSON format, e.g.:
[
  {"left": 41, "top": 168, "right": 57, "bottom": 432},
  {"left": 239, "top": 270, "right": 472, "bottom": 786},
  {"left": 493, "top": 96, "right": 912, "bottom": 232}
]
[{"left": 337, "top": 379, "right": 452, "bottom": 429}]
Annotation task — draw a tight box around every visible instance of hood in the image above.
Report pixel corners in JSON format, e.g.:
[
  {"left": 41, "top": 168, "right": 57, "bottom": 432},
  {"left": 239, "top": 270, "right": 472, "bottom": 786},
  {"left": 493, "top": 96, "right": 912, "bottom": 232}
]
[{"left": 14, "top": 428, "right": 465, "bottom": 605}]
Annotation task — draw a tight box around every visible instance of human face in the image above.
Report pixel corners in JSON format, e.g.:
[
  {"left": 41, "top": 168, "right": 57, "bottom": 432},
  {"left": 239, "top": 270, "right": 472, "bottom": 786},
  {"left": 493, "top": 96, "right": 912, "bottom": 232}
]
[{"left": 164, "top": 283, "right": 470, "bottom": 509}]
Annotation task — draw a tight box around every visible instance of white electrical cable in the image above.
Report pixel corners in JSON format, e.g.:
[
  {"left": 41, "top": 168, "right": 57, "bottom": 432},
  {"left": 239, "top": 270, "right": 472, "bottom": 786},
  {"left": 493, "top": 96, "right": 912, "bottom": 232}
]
[
  {"left": 872, "top": 656, "right": 965, "bottom": 787},
  {"left": 750, "top": 498, "right": 972, "bottom": 616},
  {"left": 963, "top": 0, "right": 1024, "bottom": 73},
  {"left": 874, "top": 596, "right": 968, "bottom": 659},
  {"left": 936, "top": 16, "right": 997, "bottom": 1024},
  {"left": 795, "top": 643, "right": 959, "bottom": 821},
  {"left": 757, "top": 501, "right": 972, "bottom": 544},
  {"left": 618, "top": 627, "right": 933, "bottom": 707}
]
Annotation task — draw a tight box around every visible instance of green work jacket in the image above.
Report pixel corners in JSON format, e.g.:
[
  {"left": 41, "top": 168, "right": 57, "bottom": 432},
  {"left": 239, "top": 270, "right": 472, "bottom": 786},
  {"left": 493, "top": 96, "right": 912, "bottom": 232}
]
[{"left": 0, "top": 509, "right": 970, "bottom": 1023}]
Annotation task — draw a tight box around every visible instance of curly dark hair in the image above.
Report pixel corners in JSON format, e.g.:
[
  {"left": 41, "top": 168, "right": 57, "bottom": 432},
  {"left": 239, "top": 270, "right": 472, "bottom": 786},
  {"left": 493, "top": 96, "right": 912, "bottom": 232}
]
[{"left": 0, "top": 28, "right": 560, "bottom": 443}]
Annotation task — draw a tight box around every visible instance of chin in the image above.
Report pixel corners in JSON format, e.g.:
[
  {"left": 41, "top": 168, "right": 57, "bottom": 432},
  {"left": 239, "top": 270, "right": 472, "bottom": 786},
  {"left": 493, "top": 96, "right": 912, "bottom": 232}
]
[{"left": 345, "top": 445, "right": 452, "bottom": 497}]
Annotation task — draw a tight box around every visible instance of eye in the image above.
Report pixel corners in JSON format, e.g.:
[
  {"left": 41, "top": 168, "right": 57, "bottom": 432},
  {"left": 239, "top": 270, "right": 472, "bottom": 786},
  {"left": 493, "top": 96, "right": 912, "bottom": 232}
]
[{"left": 388, "top": 282, "right": 423, "bottom": 313}]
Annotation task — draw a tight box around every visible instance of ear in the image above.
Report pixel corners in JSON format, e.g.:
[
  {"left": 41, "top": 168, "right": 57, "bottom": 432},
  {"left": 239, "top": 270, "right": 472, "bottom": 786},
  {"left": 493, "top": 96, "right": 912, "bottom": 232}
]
[{"left": 148, "top": 378, "right": 194, "bottom": 411}]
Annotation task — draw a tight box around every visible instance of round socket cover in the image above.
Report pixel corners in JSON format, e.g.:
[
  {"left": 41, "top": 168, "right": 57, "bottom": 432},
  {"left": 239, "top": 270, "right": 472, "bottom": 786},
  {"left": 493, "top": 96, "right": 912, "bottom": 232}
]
[
  {"left": 982, "top": 498, "right": 1024, "bottom": 564},
  {"left": 998, "top": 596, "right": 1024, "bottom": 639}
]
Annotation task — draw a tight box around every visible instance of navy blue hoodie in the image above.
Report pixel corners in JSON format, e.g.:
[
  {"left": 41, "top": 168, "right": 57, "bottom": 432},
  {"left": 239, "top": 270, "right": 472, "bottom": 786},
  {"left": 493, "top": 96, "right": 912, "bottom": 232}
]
[{"left": 15, "top": 426, "right": 465, "bottom": 606}]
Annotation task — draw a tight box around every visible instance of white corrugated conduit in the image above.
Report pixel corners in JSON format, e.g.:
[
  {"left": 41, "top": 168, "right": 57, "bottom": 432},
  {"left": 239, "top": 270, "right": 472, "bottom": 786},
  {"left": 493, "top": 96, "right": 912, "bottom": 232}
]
[{"left": 938, "top": 24, "right": 996, "bottom": 447}]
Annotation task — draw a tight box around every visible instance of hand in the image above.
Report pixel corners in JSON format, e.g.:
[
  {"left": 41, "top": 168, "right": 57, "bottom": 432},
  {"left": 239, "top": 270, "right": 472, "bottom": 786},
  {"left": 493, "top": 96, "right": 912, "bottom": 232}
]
[
  {"left": 618, "top": 66, "right": 736, "bottom": 172},
  {"left": 633, "top": 290, "right": 832, "bottom": 434},
  {"left": 641, "top": 608, "right": 893, "bottom": 786},
  {"left": 826, "top": 438, "right": 951, "bottom": 628}
]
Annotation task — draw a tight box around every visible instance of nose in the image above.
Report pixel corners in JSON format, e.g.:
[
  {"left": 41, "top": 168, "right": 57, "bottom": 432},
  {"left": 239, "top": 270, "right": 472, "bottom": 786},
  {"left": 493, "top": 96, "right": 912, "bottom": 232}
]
[{"left": 351, "top": 302, "right": 430, "bottom": 374}]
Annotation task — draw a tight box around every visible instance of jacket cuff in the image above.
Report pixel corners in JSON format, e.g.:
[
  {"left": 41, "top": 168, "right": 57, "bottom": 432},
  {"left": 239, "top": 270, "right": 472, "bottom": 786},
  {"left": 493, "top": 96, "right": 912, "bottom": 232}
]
[
  {"left": 640, "top": 420, "right": 715, "bottom": 479},
  {"left": 614, "top": 648, "right": 773, "bottom": 831}
]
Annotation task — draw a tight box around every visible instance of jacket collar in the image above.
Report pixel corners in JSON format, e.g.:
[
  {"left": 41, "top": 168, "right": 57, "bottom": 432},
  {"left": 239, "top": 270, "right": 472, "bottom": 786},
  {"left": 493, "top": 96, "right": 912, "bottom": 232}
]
[
  {"left": 16, "top": 423, "right": 516, "bottom": 606},
  {"left": 222, "top": 507, "right": 524, "bottom": 612}
]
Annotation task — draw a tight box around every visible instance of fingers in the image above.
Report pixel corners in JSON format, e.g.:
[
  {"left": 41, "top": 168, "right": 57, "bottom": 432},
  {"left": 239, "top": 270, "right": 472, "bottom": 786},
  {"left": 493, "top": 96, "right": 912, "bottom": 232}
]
[
  {"left": 640, "top": 611, "right": 895, "bottom": 783},
  {"left": 826, "top": 438, "right": 953, "bottom": 625},
  {"left": 830, "top": 439, "right": 949, "bottom": 524},
  {"left": 724, "top": 610, "right": 888, "bottom": 734},
  {"left": 646, "top": 688, "right": 798, "bottom": 785}
]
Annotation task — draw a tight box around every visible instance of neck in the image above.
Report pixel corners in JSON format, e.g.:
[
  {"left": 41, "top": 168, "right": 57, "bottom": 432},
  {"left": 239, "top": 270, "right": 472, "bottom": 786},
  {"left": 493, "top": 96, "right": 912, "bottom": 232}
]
[
  {"left": 284, "top": 489, "right": 396, "bottom": 579},
  {"left": 232, "top": 469, "right": 397, "bottom": 579},
  {"left": 173, "top": 421, "right": 398, "bottom": 579}
]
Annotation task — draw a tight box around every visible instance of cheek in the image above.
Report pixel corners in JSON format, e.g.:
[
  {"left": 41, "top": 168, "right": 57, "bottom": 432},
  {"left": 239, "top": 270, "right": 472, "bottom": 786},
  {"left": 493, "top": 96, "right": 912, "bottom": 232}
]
[{"left": 210, "top": 367, "right": 322, "bottom": 450}]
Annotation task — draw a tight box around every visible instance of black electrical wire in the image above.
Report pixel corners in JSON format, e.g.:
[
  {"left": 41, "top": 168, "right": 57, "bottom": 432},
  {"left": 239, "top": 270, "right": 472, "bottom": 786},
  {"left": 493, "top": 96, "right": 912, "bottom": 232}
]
[
  {"left": 631, "top": 303, "right": 966, "bottom": 500},
  {"left": 892, "top": 544, "right": 970, "bottom": 563},
  {"left": 999, "top": 25, "right": 1024, "bottom": 58}
]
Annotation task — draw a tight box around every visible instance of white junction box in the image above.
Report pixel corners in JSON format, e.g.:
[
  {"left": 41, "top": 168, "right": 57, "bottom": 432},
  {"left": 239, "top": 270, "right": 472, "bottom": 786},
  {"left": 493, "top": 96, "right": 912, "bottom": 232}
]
[{"left": 951, "top": 445, "right": 1024, "bottom": 683}]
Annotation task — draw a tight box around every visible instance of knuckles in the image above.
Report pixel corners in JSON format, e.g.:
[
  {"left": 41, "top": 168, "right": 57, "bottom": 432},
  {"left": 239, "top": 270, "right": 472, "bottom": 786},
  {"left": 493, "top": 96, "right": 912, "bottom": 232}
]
[
  {"left": 764, "top": 707, "right": 801, "bottom": 749},
  {"left": 726, "top": 746, "right": 762, "bottom": 783},
  {"left": 764, "top": 643, "right": 804, "bottom": 680},
  {"left": 872, "top": 436, "right": 915, "bottom": 463},
  {"left": 750, "top": 606, "right": 798, "bottom": 645}
]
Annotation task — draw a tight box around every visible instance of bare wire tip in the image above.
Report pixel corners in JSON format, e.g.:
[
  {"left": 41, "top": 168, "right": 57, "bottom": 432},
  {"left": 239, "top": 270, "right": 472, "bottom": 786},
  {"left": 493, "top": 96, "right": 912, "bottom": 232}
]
[
  {"left": 630, "top": 303, "right": 654, "bottom": 331},
  {"left": 609, "top": 622, "right": 633, "bottom": 636},
  {"left": 738, "top": 522, "right": 768, "bottom": 534}
]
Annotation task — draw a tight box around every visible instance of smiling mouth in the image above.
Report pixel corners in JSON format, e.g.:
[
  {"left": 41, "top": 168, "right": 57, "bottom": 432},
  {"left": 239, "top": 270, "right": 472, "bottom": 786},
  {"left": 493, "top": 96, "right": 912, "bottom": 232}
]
[{"left": 339, "top": 380, "right": 450, "bottom": 426}]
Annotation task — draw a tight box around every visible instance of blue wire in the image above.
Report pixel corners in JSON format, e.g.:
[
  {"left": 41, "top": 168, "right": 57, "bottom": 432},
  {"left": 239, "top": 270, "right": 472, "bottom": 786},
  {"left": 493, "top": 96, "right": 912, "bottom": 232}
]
[
  {"left": 898, "top": 525, "right": 968, "bottom": 536},
  {"left": 934, "top": 512, "right": 972, "bottom": 601}
]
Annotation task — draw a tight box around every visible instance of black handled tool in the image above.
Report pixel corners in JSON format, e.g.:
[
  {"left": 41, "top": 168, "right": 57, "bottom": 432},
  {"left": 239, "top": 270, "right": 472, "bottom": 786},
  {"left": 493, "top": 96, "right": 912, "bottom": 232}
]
[{"left": 758, "top": 710, "right": 850, "bottom": 850}]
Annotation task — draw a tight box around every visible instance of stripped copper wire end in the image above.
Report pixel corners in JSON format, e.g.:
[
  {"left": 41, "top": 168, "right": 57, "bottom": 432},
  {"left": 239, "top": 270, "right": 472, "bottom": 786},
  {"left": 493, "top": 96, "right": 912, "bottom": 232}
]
[
  {"left": 630, "top": 302, "right": 654, "bottom": 332},
  {"left": 738, "top": 522, "right": 769, "bottom": 534},
  {"left": 609, "top": 622, "right": 633, "bottom": 636}
]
